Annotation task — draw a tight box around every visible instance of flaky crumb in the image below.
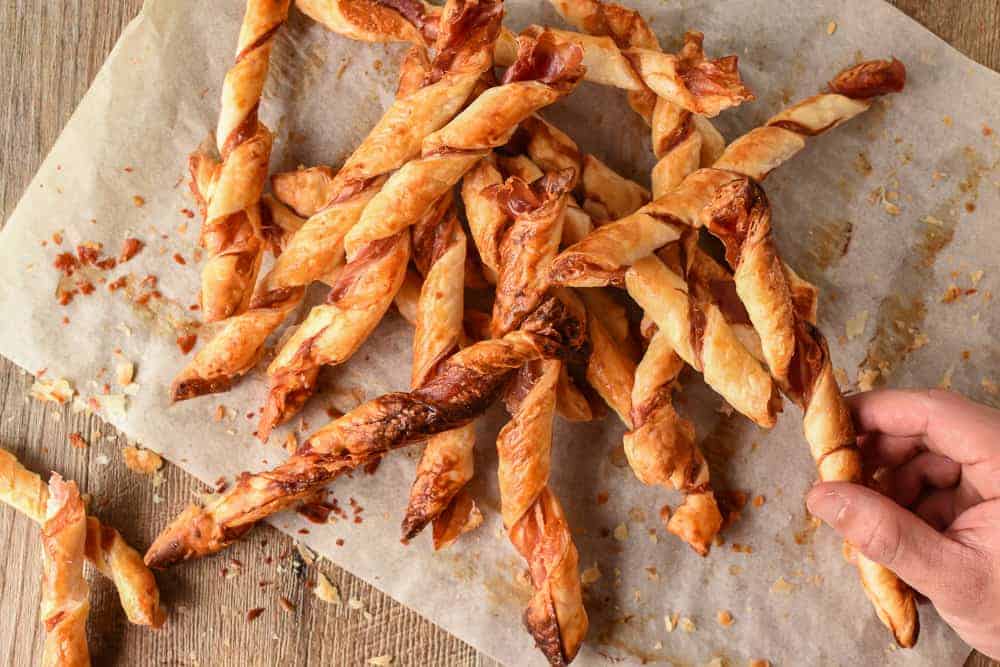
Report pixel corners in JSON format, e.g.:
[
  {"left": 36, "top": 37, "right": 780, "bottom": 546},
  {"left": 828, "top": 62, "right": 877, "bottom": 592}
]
[
  {"left": 30, "top": 377, "right": 75, "bottom": 404},
  {"left": 581, "top": 565, "right": 602, "bottom": 585},
  {"left": 970, "top": 270, "right": 985, "bottom": 286},
  {"left": 716, "top": 610, "right": 734, "bottom": 627},
  {"left": 857, "top": 368, "right": 880, "bottom": 391},
  {"left": 833, "top": 367, "right": 849, "bottom": 386},
  {"left": 826, "top": 21, "right": 837, "bottom": 34},
  {"left": 921, "top": 214, "right": 944, "bottom": 226},
  {"left": 752, "top": 495, "right": 765, "bottom": 507},
  {"left": 295, "top": 542, "right": 317, "bottom": 565},
  {"left": 123, "top": 446, "right": 163, "bottom": 474},
  {"left": 367, "top": 657, "right": 393, "bottom": 666},
  {"left": 771, "top": 576, "right": 795, "bottom": 594},
  {"left": 613, "top": 523, "right": 628, "bottom": 541},
  {"left": 314, "top": 573, "right": 341, "bottom": 605},
  {"left": 115, "top": 357, "right": 135, "bottom": 386},
  {"left": 664, "top": 612, "right": 679, "bottom": 633},
  {"left": 284, "top": 431, "right": 299, "bottom": 455},
  {"left": 679, "top": 617, "right": 696, "bottom": 633},
  {"left": 132, "top": 195, "right": 146, "bottom": 207},
  {"left": 845, "top": 310, "right": 868, "bottom": 340},
  {"left": 348, "top": 597, "right": 364, "bottom": 611},
  {"left": 983, "top": 378, "right": 999, "bottom": 397},
  {"left": 750, "top": 660, "right": 771, "bottom": 667},
  {"left": 938, "top": 363, "right": 956, "bottom": 390},
  {"left": 68, "top": 432, "right": 88, "bottom": 449}
]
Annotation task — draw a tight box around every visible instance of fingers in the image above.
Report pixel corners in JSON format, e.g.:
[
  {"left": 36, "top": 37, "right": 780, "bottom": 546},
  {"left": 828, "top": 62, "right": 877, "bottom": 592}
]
[
  {"left": 858, "top": 432, "right": 924, "bottom": 468},
  {"left": 848, "top": 389, "right": 1000, "bottom": 465},
  {"left": 913, "top": 490, "right": 958, "bottom": 531},
  {"left": 807, "top": 481, "right": 978, "bottom": 607},
  {"left": 890, "top": 451, "right": 961, "bottom": 507}
]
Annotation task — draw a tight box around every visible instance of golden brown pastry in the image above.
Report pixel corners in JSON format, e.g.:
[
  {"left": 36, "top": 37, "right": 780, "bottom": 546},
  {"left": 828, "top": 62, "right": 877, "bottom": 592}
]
[
  {"left": 40, "top": 474, "right": 90, "bottom": 667},
  {"left": 197, "top": 0, "right": 290, "bottom": 322},
  {"left": 171, "top": 1, "right": 500, "bottom": 402},
  {"left": 270, "top": 165, "right": 338, "bottom": 217},
  {"left": 701, "top": 177, "right": 918, "bottom": 647},
  {"left": 549, "top": 59, "right": 907, "bottom": 287},
  {"left": 259, "top": 29, "right": 585, "bottom": 432},
  {"left": 580, "top": 154, "right": 650, "bottom": 222},
  {"left": 498, "top": 361, "right": 587, "bottom": 665},
  {"left": 0, "top": 448, "right": 165, "bottom": 628},
  {"left": 401, "top": 201, "right": 480, "bottom": 545},
  {"left": 145, "top": 297, "right": 586, "bottom": 567}
]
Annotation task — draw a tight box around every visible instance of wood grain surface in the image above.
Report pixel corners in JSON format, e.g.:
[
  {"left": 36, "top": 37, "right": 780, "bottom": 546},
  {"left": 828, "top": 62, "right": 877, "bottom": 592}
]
[{"left": 0, "top": 1, "right": 997, "bottom": 665}]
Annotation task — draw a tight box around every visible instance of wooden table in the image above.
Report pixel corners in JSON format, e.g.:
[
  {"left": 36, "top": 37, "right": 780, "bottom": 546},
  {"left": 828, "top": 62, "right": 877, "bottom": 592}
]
[{"left": 0, "top": 1, "right": 996, "bottom": 665}]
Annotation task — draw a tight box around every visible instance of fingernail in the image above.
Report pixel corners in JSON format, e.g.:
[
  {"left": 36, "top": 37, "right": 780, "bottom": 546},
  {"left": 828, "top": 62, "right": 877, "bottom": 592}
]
[{"left": 806, "top": 488, "right": 846, "bottom": 527}]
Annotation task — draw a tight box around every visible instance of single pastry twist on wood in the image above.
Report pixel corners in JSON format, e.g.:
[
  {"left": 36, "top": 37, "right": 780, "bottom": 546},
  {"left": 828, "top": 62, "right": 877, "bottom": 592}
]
[
  {"left": 171, "top": 0, "right": 501, "bottom": 402},
  {"left": 197, "top": 0, "right": 290, "bottom": 322},
  {"left": 550, "top": 58, "right": 907, "bottom": 286},
  {"left": 259, "top": 28, "right": 585, "bottom": 433},
  {"left": 0, "top": 449, "right": 165, "bottom": 628},
  {"left": 304, "top": 0, "right": 753, "bottom": 117},
  {"left": 498, "top": 361, "right": 587, "bottom": 666},
  {"left": 145, "top": 297, "right": 587, "bottom": 568},
  {"left": 700, "top": 176, "right": 918, "bottom": 647},
  {"left": 40, "top": 474, "right": 90, "bottom": 667},
  {"left": 401, "top": 201, "right": 482, "bottom": 545}
]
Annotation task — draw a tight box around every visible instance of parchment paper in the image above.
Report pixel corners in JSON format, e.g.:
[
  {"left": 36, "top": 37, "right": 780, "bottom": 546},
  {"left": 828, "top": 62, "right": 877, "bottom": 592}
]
[{"left": 2, "top": 1, "right": 998, "bottom": 664}]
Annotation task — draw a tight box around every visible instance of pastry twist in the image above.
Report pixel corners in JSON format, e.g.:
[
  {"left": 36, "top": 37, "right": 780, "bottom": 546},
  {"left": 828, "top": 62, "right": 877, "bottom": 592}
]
[
  {"left": 198, "top": 0, "right": 290, "bottom": 322},
  {"left": 145, "top": 297, "right": 586, "bottom": 568},
  {"left": 260, "top": 29, "right": 585, "bottom": 432},
  {"left": 498, "top": 361, "right": 587, "bottom": 665},
  {"left": 550, "top": 59, "right": 907, "bottom": 286},
  {"left": 40, "top": 474, "right": 90, "bottom": 667},
  {"left": 172, "top": 0, "right": 500, "bottom": 402},
  {"left": 0, "top": 449, "right": 165, "bottom": 628},
  {"left": 702, "top": 176, "right": 918, "bottom": 647},
  {"left": 304, "top": 0, "right": 752, "bottom": 118},
  {"left": 401, "top": 201, "right": 481, "bottom": 545}
]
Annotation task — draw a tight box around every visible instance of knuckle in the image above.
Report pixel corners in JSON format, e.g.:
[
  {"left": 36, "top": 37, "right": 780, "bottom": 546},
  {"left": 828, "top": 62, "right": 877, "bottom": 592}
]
[{"left": 857, "top": 512, "right": 903, "bottom": 566}]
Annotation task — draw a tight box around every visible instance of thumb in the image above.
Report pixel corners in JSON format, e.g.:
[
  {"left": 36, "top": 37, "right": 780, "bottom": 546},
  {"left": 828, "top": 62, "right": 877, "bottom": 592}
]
[{"left": 807, "top": 481, "right": 972, "bottom": 604}]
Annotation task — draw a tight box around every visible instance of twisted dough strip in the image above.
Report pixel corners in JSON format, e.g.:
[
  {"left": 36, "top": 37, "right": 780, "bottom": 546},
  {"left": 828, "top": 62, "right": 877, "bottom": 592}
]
[
  {"left": 401, "top": 201, "right": 481, "bottom": 545},
  {"left": 0, "top": 449, "right": 165, "bottom": 628},
  {"left": 198, "top": 0, "right": 290, "bottom": 322},
  {"left": 260, "top": 29, "right": 585, "bottom": 432},
  {"left": 40, "top": 474, "right": 90, "bottom": 667},
  {"left": 550, "top": 58, "right": 907, "bottom": 286},
  {"left": 498, "top": 361, "right": 587, "bottom": 665},
  {"left": 171, "top": 0, "right": 500, "bottom": 401},
  {"left": 145, "top": 297, "right": 586, "bottom": 568},
  {"left": 304, "top": 0, "right": 753, "bottom": 117},
  {"left": 702, "top": 177, "right": 918, "bottom": 647}
]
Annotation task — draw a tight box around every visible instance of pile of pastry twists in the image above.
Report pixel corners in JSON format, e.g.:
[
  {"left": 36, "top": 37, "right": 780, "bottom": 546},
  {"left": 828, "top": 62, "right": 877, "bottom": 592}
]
[{"left": 154, "top": 0, "right": 916, "bottom": 661}]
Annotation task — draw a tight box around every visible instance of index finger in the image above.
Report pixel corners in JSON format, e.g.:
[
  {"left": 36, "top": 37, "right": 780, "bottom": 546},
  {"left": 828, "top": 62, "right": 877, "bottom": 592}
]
[{"left": 847, "top": 389, "right": 1000, "bottom": 465}]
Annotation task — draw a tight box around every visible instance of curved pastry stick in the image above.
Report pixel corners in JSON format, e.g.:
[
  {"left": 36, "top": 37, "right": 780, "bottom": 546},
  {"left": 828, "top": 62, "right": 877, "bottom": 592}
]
[
  {"left": 259, "top": 29, "right": 585, "bottom": 432},
  {"left": 198, "top": 0, "right": 290, "bottom": 322},
  {"left": 0, "top": 449, "right": 165, "bottom": 628},
  {"left": 271, "top": 165, "right": 337, "bottom": 217},
  {"left": 171, "top": 1, "right": 500, "bottom": 401},
  {"left": 550, "top": 58, "right": 906, "bottom": 286},
  {"left": 702, "top": 176, "right": 918, "bottom": 647},
  {"left": 40, "top": 474, "right": 90, "bottom": 667},
  {"left": 145, "top": 297, "right": 586, "bottom": 568},
  {"left": 580, "top": 154, "right": 650, "bottom": 222},
  {"left": 401, "top": 202, "right": 481, "bottom": 545},
  {"left": 498, "top": 361, "right": 587, "bottom": 665}
]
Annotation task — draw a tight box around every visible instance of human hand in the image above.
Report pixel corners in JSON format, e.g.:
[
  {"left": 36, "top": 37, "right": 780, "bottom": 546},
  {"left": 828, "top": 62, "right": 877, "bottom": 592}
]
[{"left": 806, "top": 389, "right": 1000, "bottom": 658}]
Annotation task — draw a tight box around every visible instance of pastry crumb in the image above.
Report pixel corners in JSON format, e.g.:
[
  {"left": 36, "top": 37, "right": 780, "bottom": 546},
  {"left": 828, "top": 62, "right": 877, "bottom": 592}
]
[
  {"left": 245, "top": 607, "right": 264, "bottom": 622},
  {"left": 750, "top": 660, "right": 771, "bottom": 667},
  {"left": 970, "top": 270, "right": 985, "bottom": 286},
  {"left": 679, "top": 617, "right": 696, "bottom": 633},
  {"left": 132, "top": 195, "right": 146, "bottom": 207},
  {"left": 30, "top": 377, "right": 75, "bottom": 404},
  {"left": 845, "top": 310, "right": 868, "bottom": 339},
  {"left": 314, "top": 573, "right": 341, "bottom": 605},
  {"left": 664, "top": 612, "right": 679, "bottom": 633},
  {"left": 771, "top": 576, "right": 795, "bottom": 594},
  {"left": 826, "top": 21, "right": 837, "bottom": 34},
  {"left": 123, "top": 446, "right": 163, "bottom": 474},
  {"left": 581, "top": 565, "right": 602, "bottom": 585},
  {"left": 613, "top": 523, "right": 628, "bottom": 541},
  {"left": 857, "top": 368, "right": 880, "bottom": 392},
  {"left": 716, "top": 610, "right": 734, "bottom": 627},
  {"left": 983, "top": 378, "right": 999, "bottom": 397},
  {"left": 367, "top": 657, "right": 393, "bottom": 666},
  {"left": 68, "top": 432, "right": 88, "bottom": 449},
  {"left": 938, "top": 363, "right": 956, "bottom": 390}
]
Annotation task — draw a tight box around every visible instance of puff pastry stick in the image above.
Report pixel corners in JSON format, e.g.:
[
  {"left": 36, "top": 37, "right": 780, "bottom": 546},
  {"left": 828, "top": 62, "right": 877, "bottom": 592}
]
[
  {"left": 145, "top": 297, "right": 586, "bottom": 568},
  {"left": 580, "top": 154, "right": 650, "bottom": 223},
  {"left": 401, "top": 202, "right": 481, "bottom": 545},
  {"left": 702, "top": 177, "right": 918, "bottom": 647},
  {"left": 197, "top": 0, "right": 290, "bottom": 322},
  {"left": 171, "top": 1, "right": 498, "bottom": 402},
  {"left": 40, "top": 474, "right": 90, "bottom": 667},
  {"left": 498, "top": 361, "right": 587, "bottom": 665},
  {"left": 550, "top": 58, "right": 907, "bottom": 287},
  {"left": 260, "top": 29, "right": 585, "bottom": 432},
  {"left": 0, "top": 449, "right": 164, "bottom": 628}
]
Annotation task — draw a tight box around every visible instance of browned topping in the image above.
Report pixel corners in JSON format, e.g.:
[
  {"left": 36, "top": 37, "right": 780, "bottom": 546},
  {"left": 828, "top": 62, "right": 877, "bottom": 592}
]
[
  {"left": 172, "top": 253, "right": 187, "bottom": 265},
  {"left": 828, "top": 58, "right": 906, "bottom": 99},
  {"left": 425, "top": 0, "right": 501, "bottom": 81},
  {"left": 688, "top": 303, "right": 707, "bottom": 366},
  {"left": 77, "top": 281, "right": 95, "bottom": 295},
  {"left": 785, "top": 321, "right": 827, "bottom": 407},
  {"left": 702, "top": 177, "right": 769, "bottom": 269},
  {"left": 326, "top": 234, "right": 403, "bottom": 303},
  {"left": 502, "top": 30, "right": 585, "bottom": 92},
  {"left": 378, "top": 0, "right": 439, "bottom": 43},
  {"left": 672, "top": 31, "right": 754, "bottom": 108},
  {"left": 107, "top": 276, "right": 128, "bottom": 292},
  {"left": 68, "top": 433, "right": 88, "bottom": 449},
  {"left": 245, "top": 607, "right": 265, "bottom": 622},
  {"left": 54, "top": 252, "right": 79, "bottom": 276},
  {"left": 180, "top": 208, "right": 195, "bottom": 219},
  {"left": 76, "top": 244, "right": 101, "bottom": 266},
  {"left": 119, "top": 238, "right": 144, "bottom": 263},
  {"left": 176, "top": 334, "right": 197, "bottom": 355}
]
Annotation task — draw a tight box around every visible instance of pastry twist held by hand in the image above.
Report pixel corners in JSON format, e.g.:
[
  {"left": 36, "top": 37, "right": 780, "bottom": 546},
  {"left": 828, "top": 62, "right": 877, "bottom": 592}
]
[
  {"left": 197, "top": 0, "right": 290, "bottom": 322},
  {"left": 550, "top": 58, "right": 906, "bottom": 287},
  {"left": 701, "top": 176, "right": 918, "bottom": 647},
  {"left": 145, "top": 297, "right": 586, "bottom": 568},
  {"left": 171, "top": 1, "right": 500, "bottom": 402},
  {"left": 40, "top": 474, "right": 90, "bottom": 667},
  {"left": 0, "top": 449, "right": 165, "bottom": 628},
  {"left": 498, "top": 361, "right": 587, "bottom": 665}
]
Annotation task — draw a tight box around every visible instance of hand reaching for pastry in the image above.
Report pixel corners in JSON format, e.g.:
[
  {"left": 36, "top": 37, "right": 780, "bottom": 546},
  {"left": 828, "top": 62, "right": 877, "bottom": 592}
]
[{"left": 807, "top": 389, "right": 1000, "bottom": 658}]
